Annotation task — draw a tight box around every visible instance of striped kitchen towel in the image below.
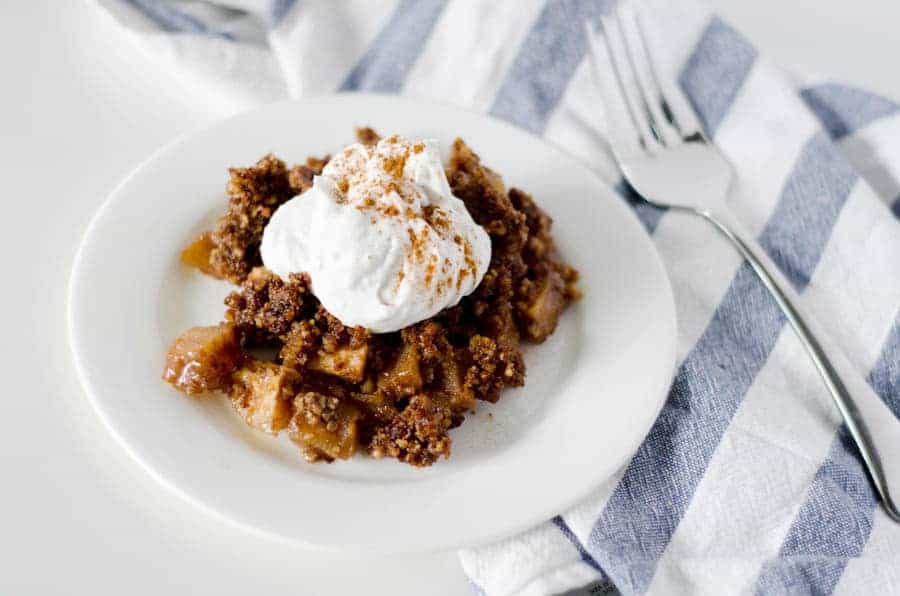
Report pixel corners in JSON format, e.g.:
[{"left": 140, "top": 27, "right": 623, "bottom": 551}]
[{"left": 96, "top": 0, "right": 900, "bottom": 594}]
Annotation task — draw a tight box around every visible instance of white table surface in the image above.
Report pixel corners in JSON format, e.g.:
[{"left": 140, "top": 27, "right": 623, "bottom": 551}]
[{"left": 2, "top": 1, "right": 898, "bottom": 594}]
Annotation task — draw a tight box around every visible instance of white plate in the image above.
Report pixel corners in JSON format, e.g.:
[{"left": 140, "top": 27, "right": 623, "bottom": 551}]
[{"left": 68, "top": 94, "right": 676, "bottom": 553}]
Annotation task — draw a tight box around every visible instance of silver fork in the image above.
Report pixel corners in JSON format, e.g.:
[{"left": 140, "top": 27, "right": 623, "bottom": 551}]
[{"left": 587, "top": 3, "right": 900, "bottom": 521}]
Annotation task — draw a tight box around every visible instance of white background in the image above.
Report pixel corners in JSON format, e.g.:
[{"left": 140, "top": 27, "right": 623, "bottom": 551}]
[{"left": 2, "top": 1, "right": 898, "bottom": 594}]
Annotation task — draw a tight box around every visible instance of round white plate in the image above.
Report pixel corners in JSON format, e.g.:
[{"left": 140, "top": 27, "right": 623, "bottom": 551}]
[{"left": 69, "top": 94, "right": 676, "bottom": 553}]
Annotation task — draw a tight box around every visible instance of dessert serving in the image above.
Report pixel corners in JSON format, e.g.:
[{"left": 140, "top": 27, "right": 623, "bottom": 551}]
[{"left": 163, "top": 128, "right": 579, "bottom": 467}]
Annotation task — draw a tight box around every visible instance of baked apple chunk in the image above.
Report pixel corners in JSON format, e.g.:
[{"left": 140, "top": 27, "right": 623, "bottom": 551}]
[
  {"left": 289, "top": 392, "right": 361, "bottom": 462},
  {"left": 230, "top": 360, "right": 295, "bottom": 434},
  {"left": 519, "top": 269, "right": 567, "bottom": 342},
  {"left": 162, "top": 323, "right": 242, "bottom": 395},
  {"left": 309, "top": 344, "right": 369, "bottom": 383},
  {"left": 180, "top": 231, "right": 218, "bottom": 277},
  {"left": 377, "top": 342, "right": 423, "bottom": 397}
]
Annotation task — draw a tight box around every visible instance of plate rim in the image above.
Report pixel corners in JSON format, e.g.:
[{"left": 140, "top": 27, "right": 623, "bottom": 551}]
[{"left": 68, "top": 92, "right": 677, "bottom": 553}]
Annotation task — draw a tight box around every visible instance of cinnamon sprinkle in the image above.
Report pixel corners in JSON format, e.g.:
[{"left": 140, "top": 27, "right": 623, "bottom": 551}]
[{"left": 382, "top": 152, "right": 408, "bottom": 179}]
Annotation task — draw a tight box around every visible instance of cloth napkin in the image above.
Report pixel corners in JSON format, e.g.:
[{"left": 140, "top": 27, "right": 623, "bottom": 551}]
[{"left": 96, "top": 1, "right": 900, "bottom": 594}]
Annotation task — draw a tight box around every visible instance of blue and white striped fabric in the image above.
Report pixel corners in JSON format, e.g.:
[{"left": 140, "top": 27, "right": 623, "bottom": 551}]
[{"left": 97, "top": 1, "right": 900, "bottom": 594}]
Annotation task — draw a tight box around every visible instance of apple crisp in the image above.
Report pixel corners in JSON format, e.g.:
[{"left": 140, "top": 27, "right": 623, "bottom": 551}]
[{"left": 164, "top": 128, "right": 579, "bottom": 467}]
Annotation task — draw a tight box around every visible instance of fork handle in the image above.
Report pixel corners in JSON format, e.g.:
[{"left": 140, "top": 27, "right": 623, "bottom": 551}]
[{"left": 689, "top": 207, "right": 900, "bottom": 522}]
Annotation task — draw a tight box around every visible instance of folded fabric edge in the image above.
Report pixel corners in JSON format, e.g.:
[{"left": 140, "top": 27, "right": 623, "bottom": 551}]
[
  {"left": 90, "top": 0, "right": 290, "bottom": 110},
  {"left": 460, "top": 555, "right": 608, "bottom": 596}
]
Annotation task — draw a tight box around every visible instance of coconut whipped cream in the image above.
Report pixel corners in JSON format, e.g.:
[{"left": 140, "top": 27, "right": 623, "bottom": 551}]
[{"left": 260, "top": 135, "right": 491, "bottom": 333}]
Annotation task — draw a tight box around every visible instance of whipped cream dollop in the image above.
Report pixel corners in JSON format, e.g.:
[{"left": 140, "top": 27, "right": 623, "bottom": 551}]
[{"left": 260, "top": 135, "right": 491, "bottom": 333}]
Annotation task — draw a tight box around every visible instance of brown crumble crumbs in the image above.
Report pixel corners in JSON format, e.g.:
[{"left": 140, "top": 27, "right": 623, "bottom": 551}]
[{"left": 163, "top": 130, "right": 579, "bottom": 467}]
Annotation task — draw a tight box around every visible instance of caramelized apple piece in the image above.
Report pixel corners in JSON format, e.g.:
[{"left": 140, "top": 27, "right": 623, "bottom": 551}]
[
  {"left": 289, "top": 392, "right": 361, "bottom": 461},
  {"left": 437, "top": 352, "right": 476, "bottom": 412},
  {"left": 520, "top": 270, "right": 566, "bottom": 342},
  {"left": 309, "top": 345, "right": 368, "bottom": 383},
  {"left": 351, "top": 392, "right": 399, "bottom": 423},
  {"left": 162, "top": 323, "right": 242, "bottom": 395},
  {"left": 377, "top": 342, "right": 422, "bottom": 397},
  {"left": 495, "top": 304, "right": 521, "bottom": 347},
  {"left": 180, "top": 231, "right": 218, "bottom": 276},
  {"left": 230, "top": 361, "right": 295, "bottom": 434}
]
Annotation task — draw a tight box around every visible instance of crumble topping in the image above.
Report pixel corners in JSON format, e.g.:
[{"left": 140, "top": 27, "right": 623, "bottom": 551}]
[
  {"left": 198, "top": 154, "right": 328, "bottom": 284},
  {"left": 163, "top": 129, "right": 579, "bottom": 467}
]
